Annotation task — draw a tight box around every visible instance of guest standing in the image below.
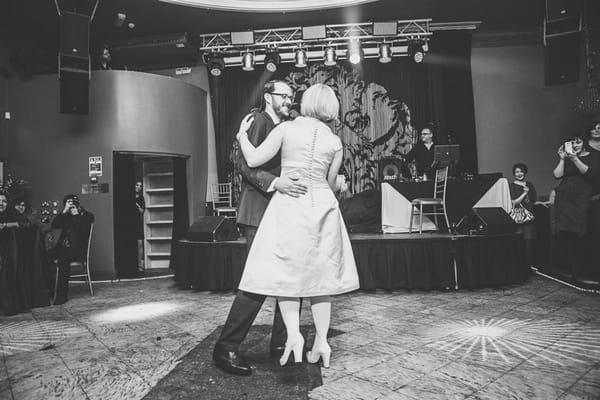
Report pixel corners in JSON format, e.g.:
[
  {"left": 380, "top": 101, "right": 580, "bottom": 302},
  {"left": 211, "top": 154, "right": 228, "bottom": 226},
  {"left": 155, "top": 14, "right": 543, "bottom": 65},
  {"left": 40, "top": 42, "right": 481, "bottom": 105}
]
[
  {"left": 552, "top": 135, "right": 597, "bottom": 281},
  {"left": 509, "top": 163, "right": 537, "bottom": 266}
]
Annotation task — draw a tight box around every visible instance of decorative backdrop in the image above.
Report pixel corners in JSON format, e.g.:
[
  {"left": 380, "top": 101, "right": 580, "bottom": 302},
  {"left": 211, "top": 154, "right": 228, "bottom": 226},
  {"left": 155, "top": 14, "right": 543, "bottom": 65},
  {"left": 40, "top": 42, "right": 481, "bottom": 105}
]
[{"left": 210, "top": 31, "right": 477, "bottom": 203}]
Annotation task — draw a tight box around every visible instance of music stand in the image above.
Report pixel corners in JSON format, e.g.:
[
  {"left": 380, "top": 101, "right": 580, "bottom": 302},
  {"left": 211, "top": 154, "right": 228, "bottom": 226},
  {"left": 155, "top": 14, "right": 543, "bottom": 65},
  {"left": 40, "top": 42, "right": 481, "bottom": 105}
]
[{"left": 433, "top": 145, "right": 460, "bottom": 177}]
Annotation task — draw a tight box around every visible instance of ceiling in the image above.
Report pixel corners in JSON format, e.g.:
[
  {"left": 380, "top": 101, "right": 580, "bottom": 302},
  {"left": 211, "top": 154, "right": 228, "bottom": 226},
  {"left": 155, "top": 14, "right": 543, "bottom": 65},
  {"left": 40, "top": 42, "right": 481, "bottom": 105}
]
[{"left": 1, "top": 0, "right": 548, "bottom": 76}]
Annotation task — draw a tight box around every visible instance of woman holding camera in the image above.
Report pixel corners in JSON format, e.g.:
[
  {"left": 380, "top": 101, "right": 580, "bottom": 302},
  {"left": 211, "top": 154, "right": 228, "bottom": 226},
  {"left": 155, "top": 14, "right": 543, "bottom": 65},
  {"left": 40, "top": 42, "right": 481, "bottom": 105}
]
[{"left": 553, "top": 135, "right": 597, "bottom": 280}]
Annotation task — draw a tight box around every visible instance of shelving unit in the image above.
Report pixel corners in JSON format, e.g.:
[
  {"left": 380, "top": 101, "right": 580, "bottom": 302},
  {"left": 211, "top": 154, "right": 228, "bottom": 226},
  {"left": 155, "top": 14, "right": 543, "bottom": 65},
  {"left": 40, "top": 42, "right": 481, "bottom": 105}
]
[{"left": 143, "top": 160, "right": 174, "bottom": 269}]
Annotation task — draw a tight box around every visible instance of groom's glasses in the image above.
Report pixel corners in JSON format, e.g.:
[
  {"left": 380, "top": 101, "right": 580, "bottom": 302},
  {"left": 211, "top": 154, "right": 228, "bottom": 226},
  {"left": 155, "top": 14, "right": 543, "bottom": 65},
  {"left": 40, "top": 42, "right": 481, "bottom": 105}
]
[{"left": 270, "top": 92, "right": 294, "bottom": 101}]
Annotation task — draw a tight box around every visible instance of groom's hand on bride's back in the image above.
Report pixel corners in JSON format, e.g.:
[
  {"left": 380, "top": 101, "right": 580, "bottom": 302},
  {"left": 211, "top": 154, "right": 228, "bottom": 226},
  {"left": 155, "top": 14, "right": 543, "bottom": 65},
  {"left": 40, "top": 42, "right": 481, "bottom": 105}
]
[{"left": 275, "top": 176, "right": 308, "bottom": 198}]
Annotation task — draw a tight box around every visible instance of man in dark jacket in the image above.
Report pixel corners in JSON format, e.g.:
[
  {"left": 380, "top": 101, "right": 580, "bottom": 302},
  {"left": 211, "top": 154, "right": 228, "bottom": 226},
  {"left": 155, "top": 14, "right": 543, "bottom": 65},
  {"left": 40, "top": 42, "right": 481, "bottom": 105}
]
[
  {"left": 212, "top": 80, "right": 308, "bottom": 375},
  {"left": 49, "top": 194, "right": 94, "bottom": 305}
]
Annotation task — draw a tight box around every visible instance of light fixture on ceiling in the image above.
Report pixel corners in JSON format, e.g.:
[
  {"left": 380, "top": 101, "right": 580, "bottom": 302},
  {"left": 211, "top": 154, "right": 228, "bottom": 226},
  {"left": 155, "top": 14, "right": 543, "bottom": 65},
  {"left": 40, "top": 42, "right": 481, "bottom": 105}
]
[
  {"left": 207, "top": 53, "right": 225, "bottom": 76},
  {"left": 323, "top": 46, "right": 337, "bottom": 66},
  {"left": 241, "top": 50, "right": 254, "bottom": 71},
  {"left": 378, "top": 43, "right": 392, "bottom": 63},
  {"left": 264, "top": 49, "right": 281, "bottom": 72},
  {"left": 295, "top": 47, "right": 307, "bottom": 68},
  {"left": 347, "top": 40, "right": 363, "bottom": 64},
  {"left": 407, "top": 40, "right": 425, "bottom": 63}
]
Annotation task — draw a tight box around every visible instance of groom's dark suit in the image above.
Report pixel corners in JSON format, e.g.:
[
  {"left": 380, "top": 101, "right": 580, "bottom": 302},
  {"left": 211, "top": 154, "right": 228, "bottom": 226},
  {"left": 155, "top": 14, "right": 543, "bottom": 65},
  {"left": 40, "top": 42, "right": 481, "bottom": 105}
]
[{"left": 213, "top": 110, "right": 287, "bottom": 364}]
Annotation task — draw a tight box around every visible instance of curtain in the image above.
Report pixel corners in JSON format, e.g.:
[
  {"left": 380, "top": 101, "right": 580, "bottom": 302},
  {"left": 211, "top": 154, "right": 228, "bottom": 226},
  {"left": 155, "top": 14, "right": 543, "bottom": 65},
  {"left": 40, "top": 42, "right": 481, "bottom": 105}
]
[
  {"left": 169, "top": 156, "right": 189, "bottom": 270},
  {"left": 113, "top": 152, "right": 138, "bottom": 278},
  {"left": 209, "top": 31, "right": 478, "bottom": 194}
]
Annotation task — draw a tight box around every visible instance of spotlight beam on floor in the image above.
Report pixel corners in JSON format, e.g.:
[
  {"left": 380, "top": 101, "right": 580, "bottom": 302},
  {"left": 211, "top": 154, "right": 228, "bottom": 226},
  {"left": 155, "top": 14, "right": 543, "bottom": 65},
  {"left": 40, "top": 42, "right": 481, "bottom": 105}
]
[{"left": 425, "top": 318, "right": 600, "bottom": 365}]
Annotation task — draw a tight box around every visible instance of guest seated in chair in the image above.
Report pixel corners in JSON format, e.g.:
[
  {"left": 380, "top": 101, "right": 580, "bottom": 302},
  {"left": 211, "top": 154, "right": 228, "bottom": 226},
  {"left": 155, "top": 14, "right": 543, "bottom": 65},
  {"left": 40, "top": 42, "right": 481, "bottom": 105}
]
[
  {"left": 12, "top": 196, "right": 35, "bottom": 228},
  {"left": 47, "top": 194, "right": 94, "bottom": 305}
]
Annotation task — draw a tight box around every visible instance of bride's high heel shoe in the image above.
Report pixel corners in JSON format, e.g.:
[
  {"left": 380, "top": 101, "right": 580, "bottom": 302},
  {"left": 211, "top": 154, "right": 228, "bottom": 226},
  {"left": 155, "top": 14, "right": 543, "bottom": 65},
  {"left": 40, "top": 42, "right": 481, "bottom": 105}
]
[
  {"left": 306, "top": 343, "right": 331, "bottom": 368},
  {"left": 279, "top": 335, "right": 304, "bottom": 366}
]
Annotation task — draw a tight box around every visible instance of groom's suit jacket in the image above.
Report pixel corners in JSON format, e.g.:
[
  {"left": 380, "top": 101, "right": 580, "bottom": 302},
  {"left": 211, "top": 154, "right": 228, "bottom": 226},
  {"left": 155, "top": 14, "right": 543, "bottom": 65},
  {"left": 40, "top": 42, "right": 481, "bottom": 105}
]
[{"left": 236, "top": 110, "right": 281, "bottom": 228}]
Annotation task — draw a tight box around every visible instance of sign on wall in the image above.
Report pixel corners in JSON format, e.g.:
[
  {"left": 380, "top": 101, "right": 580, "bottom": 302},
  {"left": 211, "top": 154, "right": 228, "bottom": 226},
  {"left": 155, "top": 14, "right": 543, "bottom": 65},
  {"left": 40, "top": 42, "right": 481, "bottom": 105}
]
[{"left": 89, "top": 156, "right": 102, "bottom": 177}]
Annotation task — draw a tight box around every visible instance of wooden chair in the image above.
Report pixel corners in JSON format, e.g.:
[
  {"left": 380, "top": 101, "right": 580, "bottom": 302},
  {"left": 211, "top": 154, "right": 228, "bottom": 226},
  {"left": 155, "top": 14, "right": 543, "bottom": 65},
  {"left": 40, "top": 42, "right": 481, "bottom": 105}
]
[
  {"left": 211, "top": 183, "right": 237, "bottom": 220},
  {"left": 54, "top": 223, "right": 94, "bottom": 303},
  {"left": 409, "top": 167, "right": 450, "bottom": 234}
]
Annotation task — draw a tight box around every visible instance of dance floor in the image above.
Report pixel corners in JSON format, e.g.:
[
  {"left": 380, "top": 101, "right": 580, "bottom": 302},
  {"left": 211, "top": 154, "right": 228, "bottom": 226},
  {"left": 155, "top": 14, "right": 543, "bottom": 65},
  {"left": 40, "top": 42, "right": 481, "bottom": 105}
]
[
  {"left": 1, "top": 275, "right": 599, "bottom": 399},
  {"left": 172, "top": 232, "right": 529, "bottom": 292}
]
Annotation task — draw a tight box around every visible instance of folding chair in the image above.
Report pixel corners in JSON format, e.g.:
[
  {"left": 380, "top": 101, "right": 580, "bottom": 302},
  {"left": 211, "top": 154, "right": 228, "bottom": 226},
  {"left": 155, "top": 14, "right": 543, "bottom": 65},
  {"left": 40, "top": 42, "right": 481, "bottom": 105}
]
[
  {"left": 54, "top": 223, "right": 94, "bottom": 303},
  {"left": 409, "top": 166, "right": 451, "bottom": 234},
  {"left": 211, "top": 183, "right": 237, "bottom": 220}
]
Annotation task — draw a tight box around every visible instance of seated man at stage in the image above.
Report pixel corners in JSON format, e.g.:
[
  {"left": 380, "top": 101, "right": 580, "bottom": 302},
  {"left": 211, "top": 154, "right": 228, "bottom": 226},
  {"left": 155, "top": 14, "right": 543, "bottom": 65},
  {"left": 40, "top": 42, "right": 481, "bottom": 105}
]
[
  {"left": 48, "top": 194, "right": 94, "bottom": 305},
  {"left": 404, "top": 123, "right": 435, "bottom": 180}
]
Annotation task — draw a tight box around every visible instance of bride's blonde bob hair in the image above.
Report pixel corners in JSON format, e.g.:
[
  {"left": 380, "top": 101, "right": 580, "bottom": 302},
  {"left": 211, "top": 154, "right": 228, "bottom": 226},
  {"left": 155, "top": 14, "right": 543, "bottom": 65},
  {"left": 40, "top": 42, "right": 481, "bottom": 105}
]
[{"left": 300, "top": 83, "right": 339, "bottom": 122}]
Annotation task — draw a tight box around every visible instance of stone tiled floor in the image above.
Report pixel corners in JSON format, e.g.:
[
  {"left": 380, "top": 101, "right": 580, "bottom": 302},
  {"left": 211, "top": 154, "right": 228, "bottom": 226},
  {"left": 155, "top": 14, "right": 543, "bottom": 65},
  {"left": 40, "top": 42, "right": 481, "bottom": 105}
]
[{"left": 1, "top": 275, "right": 599, "bottom": 399}]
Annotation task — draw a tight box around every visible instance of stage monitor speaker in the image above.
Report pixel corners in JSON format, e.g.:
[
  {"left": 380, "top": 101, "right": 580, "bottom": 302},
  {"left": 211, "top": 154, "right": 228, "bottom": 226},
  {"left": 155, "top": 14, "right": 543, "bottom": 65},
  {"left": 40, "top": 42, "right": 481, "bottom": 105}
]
[
  {"left": 545, "top": 0, "right": 581, "bottom": 22},
  {"left": 544, "top": 32, "right": 580, "bottom": 85},
  {"left": 60, "top": 69, "right": 89, "bottom": 115},
  {"left": 60, "top": 11, "right": 90, "bottom": 58},
  {"left": 186, "top": 216, "right": 239, "bottom": 242},
  {"left": 378, "top": 158, "right": 405, "bottom": 183},
  {"left": 456, "top": 207, "right": 517, "bottom": 235}
]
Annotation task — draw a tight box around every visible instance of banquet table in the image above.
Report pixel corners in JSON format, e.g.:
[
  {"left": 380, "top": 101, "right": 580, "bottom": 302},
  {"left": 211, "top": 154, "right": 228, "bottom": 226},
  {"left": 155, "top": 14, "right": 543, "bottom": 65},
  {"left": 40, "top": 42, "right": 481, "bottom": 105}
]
[
  {"left": 382, "top": 174, "right": 513, "bottom": 233},
  {"left": 0, "top": 226, "right": 51, "bottom": 316}
]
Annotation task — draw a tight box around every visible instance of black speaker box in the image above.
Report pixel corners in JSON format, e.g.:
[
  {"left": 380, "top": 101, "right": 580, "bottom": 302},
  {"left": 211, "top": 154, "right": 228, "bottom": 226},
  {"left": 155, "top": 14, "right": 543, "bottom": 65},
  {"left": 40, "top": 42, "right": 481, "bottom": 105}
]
[
  {"left": 544, "top": 32, "right": 580, "bottom": 85},
  {"left": 60, "top": 12, "right": 90, "bottom": 58},
  {"left": 60, "top": 69, "right": 89, "bottom": 115},
  {"left": 186, "top": 216, "right": 239, "bottom": 242},
  {"left": 456, "top": 207, "right": 517, "bottom": 235},
  {"left": 546, "top": 0, "right": 581, "bottom": 22},
  {"left": 378, "top": 158, "right": 405, "bottom": 182}
]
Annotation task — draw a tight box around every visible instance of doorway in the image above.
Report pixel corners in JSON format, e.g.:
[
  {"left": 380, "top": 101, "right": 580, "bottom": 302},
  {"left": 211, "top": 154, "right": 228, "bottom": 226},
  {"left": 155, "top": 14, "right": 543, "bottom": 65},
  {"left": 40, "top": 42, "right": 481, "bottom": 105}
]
[{"left": 113, "top": 152, "right": 188, "bottom": 279}]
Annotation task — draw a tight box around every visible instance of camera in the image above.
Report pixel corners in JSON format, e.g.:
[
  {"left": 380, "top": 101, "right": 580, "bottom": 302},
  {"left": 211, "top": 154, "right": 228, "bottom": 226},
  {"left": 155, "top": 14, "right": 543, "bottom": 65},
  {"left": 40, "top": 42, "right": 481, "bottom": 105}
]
[{"left": 564, "top": 141, "right": 574, "bottom": 155}]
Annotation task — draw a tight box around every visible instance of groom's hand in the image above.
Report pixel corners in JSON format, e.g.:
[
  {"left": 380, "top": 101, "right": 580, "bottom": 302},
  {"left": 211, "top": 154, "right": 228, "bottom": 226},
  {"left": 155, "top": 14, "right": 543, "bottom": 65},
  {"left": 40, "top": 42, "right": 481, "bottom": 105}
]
[{"left": 275, "top": 176, "right": 308, "bottom": 198}]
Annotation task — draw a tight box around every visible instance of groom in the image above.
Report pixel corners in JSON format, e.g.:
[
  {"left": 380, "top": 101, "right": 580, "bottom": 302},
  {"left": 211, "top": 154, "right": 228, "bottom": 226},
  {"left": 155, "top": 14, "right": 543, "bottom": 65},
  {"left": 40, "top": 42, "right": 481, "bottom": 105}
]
[{"left": 212, "top": 80, "right": 308, "bottom": 375}]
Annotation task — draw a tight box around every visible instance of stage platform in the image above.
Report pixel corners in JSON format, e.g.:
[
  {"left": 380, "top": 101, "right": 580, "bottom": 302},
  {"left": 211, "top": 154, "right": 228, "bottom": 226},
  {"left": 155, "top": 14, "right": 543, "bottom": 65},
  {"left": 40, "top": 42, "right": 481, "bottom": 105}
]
[{"left": 172, "top": 232, "right": 529, "bottom": 292}]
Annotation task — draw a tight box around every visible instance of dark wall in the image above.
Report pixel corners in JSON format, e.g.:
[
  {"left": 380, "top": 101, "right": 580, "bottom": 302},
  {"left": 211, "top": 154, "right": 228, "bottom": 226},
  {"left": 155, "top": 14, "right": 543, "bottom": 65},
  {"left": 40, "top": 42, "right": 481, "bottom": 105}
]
[
  {"left": 3, "top": 70, "right": 207, "bottom": 279},
  {"left": 472, "top": 44, "right": 588, "bottom": 196}
]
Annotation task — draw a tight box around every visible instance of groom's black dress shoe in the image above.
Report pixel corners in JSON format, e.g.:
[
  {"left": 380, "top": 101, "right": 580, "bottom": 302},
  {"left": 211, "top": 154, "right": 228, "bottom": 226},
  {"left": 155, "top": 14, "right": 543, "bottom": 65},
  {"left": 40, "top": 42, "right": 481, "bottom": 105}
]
[
  {"left": 270, "top": 345, "right": 286, "bottom": 359},
  {"left": 213, "top": 347, "right": 252, "bottom": 375}
]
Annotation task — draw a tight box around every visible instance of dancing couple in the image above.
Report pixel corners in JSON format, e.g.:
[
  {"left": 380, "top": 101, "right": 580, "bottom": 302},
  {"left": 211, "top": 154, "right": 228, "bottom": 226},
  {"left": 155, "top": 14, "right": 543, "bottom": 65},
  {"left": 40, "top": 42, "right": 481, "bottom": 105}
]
[{"left": 212, "top": 80, "right": 359, "bottom": 375}]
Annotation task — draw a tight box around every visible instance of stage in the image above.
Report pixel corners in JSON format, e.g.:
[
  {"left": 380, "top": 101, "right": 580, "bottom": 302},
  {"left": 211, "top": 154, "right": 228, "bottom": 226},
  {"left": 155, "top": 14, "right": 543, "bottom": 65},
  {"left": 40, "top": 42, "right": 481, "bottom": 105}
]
[{"left": 172, "top": 232, "right": 529, "bottom": 292}]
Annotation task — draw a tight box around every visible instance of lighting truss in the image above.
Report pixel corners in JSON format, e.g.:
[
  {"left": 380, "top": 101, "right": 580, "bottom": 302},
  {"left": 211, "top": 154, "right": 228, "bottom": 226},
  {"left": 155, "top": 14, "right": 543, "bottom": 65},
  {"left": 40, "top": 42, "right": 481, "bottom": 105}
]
[{"left": 199, "top": 19, "right": 436, "bottom": 68}]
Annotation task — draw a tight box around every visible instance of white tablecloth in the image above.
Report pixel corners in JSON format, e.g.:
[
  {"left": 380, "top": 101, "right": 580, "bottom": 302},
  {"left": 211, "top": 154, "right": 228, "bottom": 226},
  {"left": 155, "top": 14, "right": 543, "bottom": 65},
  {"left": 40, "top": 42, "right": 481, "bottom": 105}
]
[{"left": 382, "top": 178, "right": 512, "bottom": 233}]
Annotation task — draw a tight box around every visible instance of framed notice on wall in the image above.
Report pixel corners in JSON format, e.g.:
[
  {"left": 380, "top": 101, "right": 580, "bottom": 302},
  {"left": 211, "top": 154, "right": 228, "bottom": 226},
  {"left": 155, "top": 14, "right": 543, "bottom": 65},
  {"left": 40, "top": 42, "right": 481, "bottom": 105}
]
[{"left": 89, "top": 156, "right": 102, "bottom": 178}]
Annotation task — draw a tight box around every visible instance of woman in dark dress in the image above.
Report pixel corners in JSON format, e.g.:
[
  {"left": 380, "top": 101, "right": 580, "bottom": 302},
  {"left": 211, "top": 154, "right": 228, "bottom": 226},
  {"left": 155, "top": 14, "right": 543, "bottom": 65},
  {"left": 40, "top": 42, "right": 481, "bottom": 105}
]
[
  {"left": 135, "top": 180, "right": 146, "bottom": 272},
  {"left": 509, "top": 163, "right": 537, "bottom": 266},
  {"left": 553, "top": 135, "right": 597, "bottom": 280},
  {"left": 0, "top": 191, "right": 27, "bottom": 315}
]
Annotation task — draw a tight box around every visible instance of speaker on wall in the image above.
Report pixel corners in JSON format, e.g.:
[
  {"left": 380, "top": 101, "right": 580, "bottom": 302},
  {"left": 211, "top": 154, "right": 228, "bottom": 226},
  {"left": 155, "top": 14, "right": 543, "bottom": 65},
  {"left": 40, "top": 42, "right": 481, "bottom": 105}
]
[
  {"left": 456, "top": 207, "right": 517, "bottom": 235},
  {"left": 60, "top": 11, "right": 90, "bottom": 58},
  {"left": 60, "top": 69, "right": 89, "bottom": 115},
  {"left": 545, "top": 0, "right": 582, "bottom": 22},
  {"left": 186, "top": 216, "right": 239, "bottom": 242},
  {"left": 544, "top": 32, "right": 580, "bottom": 85}
]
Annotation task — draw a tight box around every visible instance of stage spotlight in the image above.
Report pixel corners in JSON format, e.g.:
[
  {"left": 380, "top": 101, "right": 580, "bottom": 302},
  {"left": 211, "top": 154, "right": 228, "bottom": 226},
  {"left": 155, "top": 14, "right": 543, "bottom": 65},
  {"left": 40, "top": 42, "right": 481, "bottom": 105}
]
[
  {"left": 378, "top": 43, "right": 392, "bottom": 63},
  {"left": 207, "top": 54, "right": 225, "bottom": 76},
  {"left": 264, "top": 49, "right": 280, "bottom": 72},
  {"left": 347, "top": 40, "right": 363, "bottom": 64},
  {"left": 408, "top": 40, "right": 425, "bottom": 63},
  {"left": 242, "top": 50, "right": 254, "bottom": 71},
  {"left": 324, "top": 46, "right": 337, "bottom": 66},
  {"left": 295, "top": 48, "right": 307, "bottom": 68}
]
